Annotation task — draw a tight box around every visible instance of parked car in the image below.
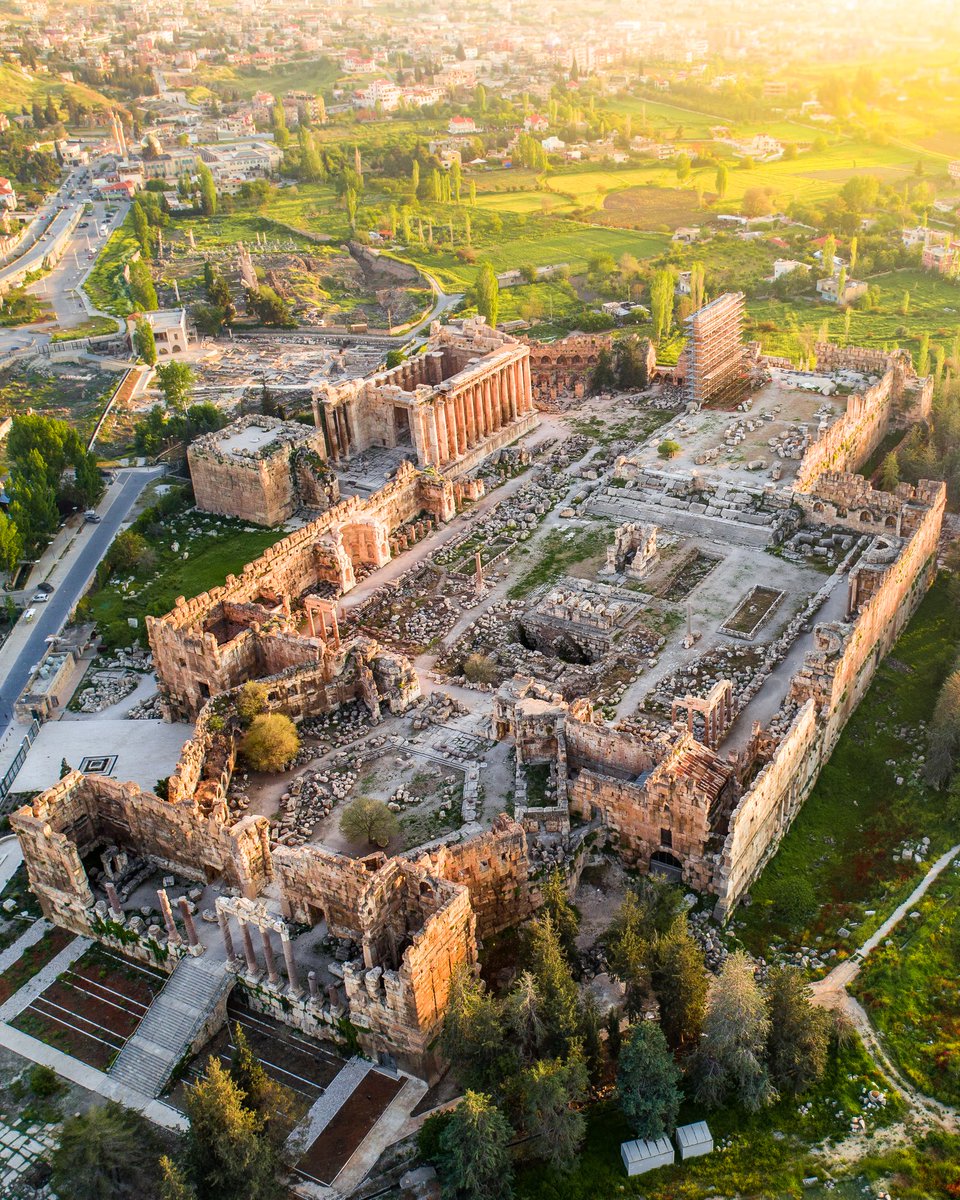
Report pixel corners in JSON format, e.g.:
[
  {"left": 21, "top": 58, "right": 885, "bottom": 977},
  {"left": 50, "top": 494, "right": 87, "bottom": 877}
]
[
  {"left": 84, "top": 510, "right": 101, "bottom": 523},
  {"left": 31, "top": 592, "right": 49, "bottom": 603},
  {"left": 35, "top": 582, "right": 54, "bottom": 595}
]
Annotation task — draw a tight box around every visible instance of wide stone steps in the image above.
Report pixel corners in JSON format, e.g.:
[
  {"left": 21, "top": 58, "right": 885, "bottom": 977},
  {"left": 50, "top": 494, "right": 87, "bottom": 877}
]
[{"left": 109, "top": 954, "right": 231, "bottom": 1098}]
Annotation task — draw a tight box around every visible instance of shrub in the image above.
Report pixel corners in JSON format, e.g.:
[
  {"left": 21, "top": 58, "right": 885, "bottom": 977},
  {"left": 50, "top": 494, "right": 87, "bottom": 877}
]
[
  {"left": 235, "top": 681, "right": 267, "bottom": 725},
  {"left": 771, "top": 876, "right": 817, "bottom": 925},
  {"left": 463, "top": 653, "right": 497, "bottom": 684},
  {"left": 658, "top": 439, "right": 681, "bottom": 459},
  {"left": 241, "top": 713, "right": 299, "bottom": 772}
]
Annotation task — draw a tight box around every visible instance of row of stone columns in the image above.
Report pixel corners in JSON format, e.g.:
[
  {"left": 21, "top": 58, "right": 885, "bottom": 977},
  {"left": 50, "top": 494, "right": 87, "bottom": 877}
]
[
  {"left": 421, "top": 353, "right": 533, "bottom": 468},
  {"left": 218, "top": 906, "right": 304, "bottom": 998},
  {"left": 320, "top": 403, "right": 352, "bottom": 463}
]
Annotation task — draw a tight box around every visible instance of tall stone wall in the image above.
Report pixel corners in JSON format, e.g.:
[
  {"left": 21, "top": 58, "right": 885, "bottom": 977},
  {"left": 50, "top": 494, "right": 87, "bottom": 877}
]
[{"left": 713, "top": 701, "right": 820, "bottom": 918}]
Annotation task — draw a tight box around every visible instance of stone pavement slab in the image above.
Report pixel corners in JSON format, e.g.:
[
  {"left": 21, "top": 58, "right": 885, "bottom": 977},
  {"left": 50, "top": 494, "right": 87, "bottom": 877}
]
[{"left": 0, "top": 919, "right": 50, "bottom": 976}]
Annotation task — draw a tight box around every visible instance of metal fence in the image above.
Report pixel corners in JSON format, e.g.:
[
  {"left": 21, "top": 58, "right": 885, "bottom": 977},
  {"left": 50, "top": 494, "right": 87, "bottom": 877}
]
[{"left": 0, "top": 718, "right": 41, "bottom": 812}]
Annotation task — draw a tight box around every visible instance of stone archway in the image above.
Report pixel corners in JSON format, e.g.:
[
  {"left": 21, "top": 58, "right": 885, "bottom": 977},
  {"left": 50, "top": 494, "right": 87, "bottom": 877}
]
[{"left": 649, "top": 850, "right": 683, "bottom": 882}]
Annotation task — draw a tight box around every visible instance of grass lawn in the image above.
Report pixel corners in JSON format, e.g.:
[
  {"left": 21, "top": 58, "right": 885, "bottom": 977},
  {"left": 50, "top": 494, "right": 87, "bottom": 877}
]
[
  {"left": 83, "top": 215, "right": 141, "bottom": 316},
  {"left": 515, "top": 1035, "right": 901, "bottom": 1200},
  {"left": 85, "top": 505, "right": 280, "bottom": 648},
  {"left": 50, "top": 315, "right": 119, "bottom": 341},
  {"left": 735, "top": 577, "right": 960, "bottom": 963},
  {"left": 507, "top": 520, "right": 612, "bottom": 599},
  {"left": 0, "top": 62, "right": 116, "bottom": 116},
  {"left": 853, "top": 857, "right": 960, "bottom": 1106},
  {"left": 193, "top": 57, "right": 341, "bottom": 99},
  {"left": 746, "top": 268, "right": 960, "bottom": 361}
]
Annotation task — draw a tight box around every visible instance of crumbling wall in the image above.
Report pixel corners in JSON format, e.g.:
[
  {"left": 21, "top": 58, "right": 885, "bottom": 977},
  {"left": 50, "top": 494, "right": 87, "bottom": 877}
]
[
  {"left": 416, "top": 814, "right": 535, "bottom": 941},
  {"left": 713, "top": 701, "right": 820, "bottom": 918}
]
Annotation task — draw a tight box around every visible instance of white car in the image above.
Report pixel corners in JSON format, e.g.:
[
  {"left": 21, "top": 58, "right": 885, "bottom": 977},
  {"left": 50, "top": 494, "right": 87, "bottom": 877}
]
[{"left": 31, "top": 592, "right": 50, "bottom": 603}]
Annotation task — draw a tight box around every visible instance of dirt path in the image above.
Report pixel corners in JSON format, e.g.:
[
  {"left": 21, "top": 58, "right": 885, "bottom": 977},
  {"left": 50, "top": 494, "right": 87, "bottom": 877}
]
[{"left": 810, "top": 843, "right": 960, "bottom": 1136}]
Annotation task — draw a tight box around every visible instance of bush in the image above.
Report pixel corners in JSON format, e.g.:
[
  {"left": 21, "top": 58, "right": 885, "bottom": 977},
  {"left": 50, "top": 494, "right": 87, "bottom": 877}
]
[
  {"left": 463, "top": 653, "right": 497, "bottom": 684},
  {"left": 771, "top": 876, "right": 817, "bottom": 925},
  {"left": 28, "top": 1064, "right": 63, "bottom": 1099},
  {"left": 241, "top": 713, "right": 299, "bottom": 772},
  {"left": 658, "top": 439, "right": 681, "bottom": 459},
  {"left": 235, "top": 681, "right": 267, "bottom": 725},
  {"left": 417, "top": 1110, "right": 454, "bottom": 1164}
]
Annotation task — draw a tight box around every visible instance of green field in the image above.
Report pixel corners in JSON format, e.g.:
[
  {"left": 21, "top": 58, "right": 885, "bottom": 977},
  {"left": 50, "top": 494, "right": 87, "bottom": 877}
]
[
  {"left": 854, "top": 859, "right": 960, "bottom": 1106},
  {"left": 737, "top": 578, "right": 960, "bottom": 963},
  {"left": 83, "top": 216, "right": 141, "bottom": 316},
  {"left": 0, "top": 63, "right": 116, "bottom": 116},
  {"left": 746, "top": 268, "right": 960, "bottom": 361},
  {"left": 85, "top": 502, "right": 280, "bottom": 648},
  {"left": 192, "top": 57, "right": 342, "bottom": 99}
]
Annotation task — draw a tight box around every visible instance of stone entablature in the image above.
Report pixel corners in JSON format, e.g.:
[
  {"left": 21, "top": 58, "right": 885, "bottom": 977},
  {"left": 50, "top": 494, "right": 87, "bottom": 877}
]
[
  {"left": 314, "top": 318, "right": 537, "bottom": 470},
  {"left": 188, "top": 415, "right": 336, "bottom": 526}
]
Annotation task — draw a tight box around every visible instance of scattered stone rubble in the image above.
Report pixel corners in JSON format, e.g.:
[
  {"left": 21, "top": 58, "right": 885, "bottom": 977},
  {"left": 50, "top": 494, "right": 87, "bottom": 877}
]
[{"left": 75, "top": 670, "right": 141, "bottom": 713}]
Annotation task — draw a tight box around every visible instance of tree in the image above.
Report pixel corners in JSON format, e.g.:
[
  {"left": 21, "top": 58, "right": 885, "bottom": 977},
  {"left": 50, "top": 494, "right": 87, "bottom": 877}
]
[
  {"left": 236, "top": 681, "right": 267, "bottom": 724},
  {"left": 134, "top": 317, "right": 157, "bottom": 365},
  {"left": 241, "top": 713, "right": 299, "bottom": 772},
  {"left": 590, "top": 346, "right": 616, "bottom": 393},
  {"left": 765, "top": 968, "right": 829, "bottom": 1097},
  {"left": 651, "top": 916, "right": 708, "bottom": 1054},
  {"left": 183, "top": 1059, "right": 284, "bottom": 1200},
  {"left": 128, "top": 259, "right": 158, "bottom": 311},
  {"left": 527, "top": 915, "right": 581, "bottom": 1056},
  {"left": 156, "top": 361, "right": 195, "bottom": 411},
  {"left": 849, "top": 235, "right": 859, "bottom": 272},
  {"left": 715, "top": 163, "right": 728, "bottom": 200},
  {"left": 475, "top": 262, "right": 500, "bottom": 328},
  {"left": 689, "top": 261, "right": 706, "bottom": 311},
  {"left": 339, "top": 795, "right": 399, "bottom": 847},
  {"left": 617, "top": 1021, "right": 681, "bottom": 1139},
  {"left": 247, "top": 285, "right": 295, "bottom": 327},
  {"left": 229, "top": 1023, "right": 299, "bottom": 1146},
  {"left": 159, "top": 1158, "right": 197, "bottom": 1200},
  {"left": 917, "top": 331, "right": 931, "bottom": 376},
  {"left": 880, "top": 451, "right": 900, "bottom": 492},
  {"left": 924, "top": 667, "right": 960, "bottom": 788},
  {"left": 272, "top": 103, "right": 289, "bottom": 150},
  {"left": 658, "top": 438, "right": 681, "bottom": 459},
  {"left": 675, "top": 153, "right": 691, "bottom": 183},
  {"left": 541, "top": 869, "right": 580, "bottom": 962},
  {"left": 131, "top": 201, "right": 152, "bottom": 256},
  {"left": 821, "top": 234, "right": 837, "bottom": 274},
  {"left": 443, "top": 966, "right": 514, "bottom": 1091},
  {"left": 451, "top": 159, "right": 463, "bottom": 204},
  {"left": 438, "top": 1091, "right": 513, "bottom": 1200},
  {"left": 649, "top": 269, "right": 674, "bottom": 342},
  {"left": 0, "top": 510, "right": 23, "bottom": 572},
  {"left": 51, "top": 1101, "right": 161, "bottom": 1200},
  {"left": 519, "top": 1052, "right": 588, "bottom": 1173},
  {"left": 197, "top": 162, "right": 217, "bottom": 216},
  {"left": 504, "top": 971, "right": 546, "bottom": 1065},
  {"left": 692, "top": 951, "right": 774, "bottom": 1112},
  {"left": 411, "top": 159, "right": 420, "bottom": 197}
]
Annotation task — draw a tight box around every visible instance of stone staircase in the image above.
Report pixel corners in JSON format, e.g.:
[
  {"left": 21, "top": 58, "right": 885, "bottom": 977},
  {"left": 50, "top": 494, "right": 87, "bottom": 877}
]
[{"left": 109, "top": 954, "right": 232, "bottom": 1098}]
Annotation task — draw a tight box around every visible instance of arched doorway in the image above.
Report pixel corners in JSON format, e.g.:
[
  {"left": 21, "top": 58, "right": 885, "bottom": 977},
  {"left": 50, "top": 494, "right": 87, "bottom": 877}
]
[{"left": 649, "top": 850, "right": 683, "bottom": 882}]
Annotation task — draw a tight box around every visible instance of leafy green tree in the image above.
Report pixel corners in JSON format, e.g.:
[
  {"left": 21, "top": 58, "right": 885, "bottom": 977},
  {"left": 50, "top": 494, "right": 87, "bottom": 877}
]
[
  {"left": 765, "top": 968, "right": 829, "bottom": 1097},
  {"left": 692, "top": 950, "right": 774, "bottom": 1112},
  {"left": 924, "top": 667, "right": 960, "bottom": 787},
  {"left": 917, "top": 331, "right": 930, "bottom": 376},
  {"left": 541, "top": 869, "right": 580, "bottom": 962},
  {"left": 135, "top": 317, "right": 157, "bottom": 365},
  {"left": 590, "top": 345, "right": 616, "bottom": 393},
  {"left": 159, "top": 1158, "right": 196, "bottom": 1200},
  {"left": 651, "top": 915, "right": 708, "bottom": 1054},
  {"left": 880, "top": 451, "right": 900, "bottom": 492},
  {"left": 131, "top": 200, "right": 152, "bottom": 256},
  {"left": 617, "top": 1021, "right": 681, "bottom": 1139},
  {"left": 156, "top": 360, "right": 195, "bottom": 411},
  {"left": 438, "top": 1091, "right": 513, "bottom": 1200},
  {"left": 0, "top": 510, "right": 22, "bottom": 572},
  {"left": 339, "top": 795, "right": 399, "bottom": 847},
  {"left": 527, "top": 914, "right": 581, "bottom": 1056},
  {"left": 675, "top": 153, "right": 691, "bottom": 183},
  {"left": 443, "top": 965, "right": 514, "bottom": 1091},
  {"left": 241, "top": 713, "right": 300, "bottom": 772},
  {"left": 272, "top": 103, "right": 289, "bottom": 149},
  {"left": 229, "top": 1023, "right": 299, "bottom": 1145},
  {"left": 715, "top": 163, "right": 728, "bottom": 199},
  {"left": 649, "top": 269, "right": 674, "bottom": 342},
  {"left": 183, "top": 1058, "right": 284, "bottom": 1200},
  {"left": 519, "top": 1052, "right": 588, "bottom": 1173},
  {"left": 51, "top": 1101, "right": 161, "bottom": 1200},
  {"left": 451, "top": 159, "right": 463, "bottom": 204},
  {"left": 128, "top": 258, "right": 158, "bottom": 310},
  {"left": 503, "top": 970, "right": 546, "bottom": 1065},
  {"left": 197, "top": 162, "right": 217, "bottom": 216},
  {"left": 475, "top": 262, "right": 500, "bottom": 329},
  {"left": 9, "top": 474, "right": 59, "bottom": 555},
  {"left": 247, "top": 285, "right": 295, "bottom": 327},
  {"left": 236, "top": 680, "right": 267, "bottom": 724}
]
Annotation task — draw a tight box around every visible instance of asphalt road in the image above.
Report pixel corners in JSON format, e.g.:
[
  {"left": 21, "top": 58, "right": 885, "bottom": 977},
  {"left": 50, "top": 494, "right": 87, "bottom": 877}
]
[{"left": 0, "top": 467, "right": 163, "bottom": 738}]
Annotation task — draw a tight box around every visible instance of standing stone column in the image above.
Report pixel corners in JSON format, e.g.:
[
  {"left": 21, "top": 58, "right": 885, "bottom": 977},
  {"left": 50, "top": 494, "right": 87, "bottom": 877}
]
[
  {"left": 484, "top": 377, "right": 496, "bottom": 433},
  {"left": 426, "top": 407, "right": 440, "bottom": 466},
  {"left": 445, "top": 397, "right": 458, "bottom": 461},
  {"left": 510, "top": 360, "right": 520, "bottom": 421},
  {"left": 218, "top": 909, "right": 237, "bottom": 961},
  {"left": 521, "top": 355, "right": 532, "bottom": 412},
  {"left": 280, "top": 931, "right": 302, "bottom": 996},
  {"left": 493, "top": 372, "right": 505, "bottom": 429},
  {"left": 239, "top": 919, "right": 259, "bottom": 975},
  {"left": 260, "top": 927, "right": 280, "bottom": 986},
  {"left": 177, "top": 897, "right": 200, "bottom": 949},
  {"left": 307, "top": 970, "right": 319, "bottom": 1001},
  {"left": 105, "top": 882, "right": 123, "bottom": 921},
  {"left": 157, "top": 889, "right": 181, "bottom": 944},
  {"left": 454, "top": 391, "right": 467, "bottom": 455}
]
